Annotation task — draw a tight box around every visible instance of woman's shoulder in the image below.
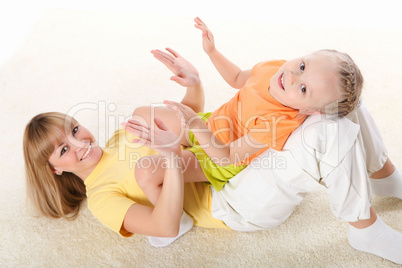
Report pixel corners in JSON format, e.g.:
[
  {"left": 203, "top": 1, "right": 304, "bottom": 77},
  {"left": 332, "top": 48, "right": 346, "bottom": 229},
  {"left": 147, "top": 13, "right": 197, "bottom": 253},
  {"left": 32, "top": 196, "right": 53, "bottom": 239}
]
[{"left": 106, "top": 127, "right": 128, "bottom": 148}]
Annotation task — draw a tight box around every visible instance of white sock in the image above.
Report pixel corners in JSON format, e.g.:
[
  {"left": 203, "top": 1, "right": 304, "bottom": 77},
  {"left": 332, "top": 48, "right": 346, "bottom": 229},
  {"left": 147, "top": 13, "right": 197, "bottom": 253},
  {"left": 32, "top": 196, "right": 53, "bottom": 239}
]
[
  {"left": 147, "top": 211, "right": 194, "bottom": 248},
  {"left": 348, "top": 217, "right": 402, "bottom": 264},
  {"left": 370, "top": 167, "right": 402, "bottom": 199}
]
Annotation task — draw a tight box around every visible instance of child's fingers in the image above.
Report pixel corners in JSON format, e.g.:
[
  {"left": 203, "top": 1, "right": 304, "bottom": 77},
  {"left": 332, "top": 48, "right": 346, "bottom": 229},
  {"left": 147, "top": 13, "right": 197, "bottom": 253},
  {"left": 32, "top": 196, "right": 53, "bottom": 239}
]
[
  {"left": 152, "top": 50, "right": 174, "bottom": 63},
  {"left": 166, "top": 48, "right": 180, "bottom": 58},
  {"left": 194, "top": 17, "right": 206, "bottom": 26},
  {"left": 170, "top": 76, "right": 185, "bottom": 86},
  {"left": 195, "top": 25, "right": 211, "bottom": 40},
  {"left": 151, "top": 49, "right": 174, "bottom": 59},
  {"left": 194, "top": 24, "right": 207, "bottom": 32}
]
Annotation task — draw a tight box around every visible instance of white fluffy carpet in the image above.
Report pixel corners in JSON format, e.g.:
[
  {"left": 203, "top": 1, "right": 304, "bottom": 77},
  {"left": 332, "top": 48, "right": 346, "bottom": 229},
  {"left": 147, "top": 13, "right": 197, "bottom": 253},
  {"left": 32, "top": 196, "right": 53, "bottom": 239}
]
[{"left": 1, "top": 8, "right": 402, "bottom": 267}]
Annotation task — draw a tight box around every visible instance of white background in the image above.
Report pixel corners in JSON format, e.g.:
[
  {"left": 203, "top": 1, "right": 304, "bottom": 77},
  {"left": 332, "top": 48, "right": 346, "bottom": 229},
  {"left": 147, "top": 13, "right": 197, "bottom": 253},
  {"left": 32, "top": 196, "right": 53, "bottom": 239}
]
[{"left": 0, "top": 0, "right": 401, "bottom": 67}]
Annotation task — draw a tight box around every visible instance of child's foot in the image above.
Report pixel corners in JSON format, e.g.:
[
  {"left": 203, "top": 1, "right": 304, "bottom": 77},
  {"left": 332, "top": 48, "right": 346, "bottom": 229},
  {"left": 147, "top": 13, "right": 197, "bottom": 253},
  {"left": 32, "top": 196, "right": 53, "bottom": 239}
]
[
  {"left": 370, "top": 167, "right": 402, "bottom": 199},
  {"left": 348, "top": 217, "right": 402, "bottom": 264},
  {"left": 147, "top": 211, "right": 194, "bottom": 248}
]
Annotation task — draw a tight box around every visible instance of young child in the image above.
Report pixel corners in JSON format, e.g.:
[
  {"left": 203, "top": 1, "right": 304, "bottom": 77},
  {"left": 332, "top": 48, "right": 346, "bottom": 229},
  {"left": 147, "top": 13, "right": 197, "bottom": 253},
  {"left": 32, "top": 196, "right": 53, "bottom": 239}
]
[{"left": 126, "top": 17, "right": 363, "bottom": 197}]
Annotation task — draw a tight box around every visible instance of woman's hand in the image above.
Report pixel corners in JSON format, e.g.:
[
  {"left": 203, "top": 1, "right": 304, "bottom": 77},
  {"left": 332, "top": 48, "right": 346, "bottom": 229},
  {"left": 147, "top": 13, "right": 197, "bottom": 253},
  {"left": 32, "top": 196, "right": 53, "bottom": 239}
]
[
  {"left": 151, "top": 48, "right": 200, "bottom": 88},
  {"left": 163, "top": 100, "right": 204, "bottom": 130},
  {"left": 122, "top": 117, "right": 181, "bottom": 157},
  {"left": 194, "top": 17, "right": 215, "bottom": 55}
]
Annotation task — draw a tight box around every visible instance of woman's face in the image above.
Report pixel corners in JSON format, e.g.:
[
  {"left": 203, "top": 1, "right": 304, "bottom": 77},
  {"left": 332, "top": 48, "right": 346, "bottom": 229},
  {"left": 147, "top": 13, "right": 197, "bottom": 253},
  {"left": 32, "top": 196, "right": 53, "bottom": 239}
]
[{"left": 48, "top": 123, "right": 103, "bottom": 179}]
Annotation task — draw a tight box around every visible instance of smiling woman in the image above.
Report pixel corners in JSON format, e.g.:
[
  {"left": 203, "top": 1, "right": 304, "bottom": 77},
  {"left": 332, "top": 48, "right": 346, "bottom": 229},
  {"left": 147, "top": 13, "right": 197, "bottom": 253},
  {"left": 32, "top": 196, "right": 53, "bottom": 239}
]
[
  {"left": 23, "top": 112, "right": 87, "bottom": 219},
  {"left": 47, "top": 122, "right": 103, "bottom": 180}
]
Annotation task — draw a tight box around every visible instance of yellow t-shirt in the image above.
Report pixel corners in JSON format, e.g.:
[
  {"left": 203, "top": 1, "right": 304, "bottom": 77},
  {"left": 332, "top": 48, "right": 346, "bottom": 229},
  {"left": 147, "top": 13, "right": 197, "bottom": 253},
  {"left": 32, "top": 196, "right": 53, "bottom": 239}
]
[{"left": 84, "top": 128, "right": 229, "bottom": 237}]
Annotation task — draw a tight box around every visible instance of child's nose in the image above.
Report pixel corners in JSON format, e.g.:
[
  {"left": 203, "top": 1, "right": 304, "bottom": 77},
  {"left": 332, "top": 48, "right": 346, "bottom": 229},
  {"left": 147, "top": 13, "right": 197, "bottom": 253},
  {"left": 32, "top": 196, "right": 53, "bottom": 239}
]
[
  {"left": 289, "top": 71, "right": 302, "bottom": 89},
  {"left": 289, "top": 72, "right": 298, "bottom": 86}
]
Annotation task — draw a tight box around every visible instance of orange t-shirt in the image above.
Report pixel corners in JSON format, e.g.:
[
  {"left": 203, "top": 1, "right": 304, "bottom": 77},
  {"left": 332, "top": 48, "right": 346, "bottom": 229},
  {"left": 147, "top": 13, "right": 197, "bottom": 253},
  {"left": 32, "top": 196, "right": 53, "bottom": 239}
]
[{"left": 206, "top": 60, "right": 306, "bottom": 164}]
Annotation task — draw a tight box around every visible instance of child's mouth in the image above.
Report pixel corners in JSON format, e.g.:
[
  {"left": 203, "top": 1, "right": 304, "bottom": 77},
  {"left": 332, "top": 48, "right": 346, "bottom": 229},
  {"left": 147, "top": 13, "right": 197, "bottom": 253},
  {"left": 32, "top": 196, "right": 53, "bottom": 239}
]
[{"left": 278, "top": 73, "right": 285, "bottom": 90}]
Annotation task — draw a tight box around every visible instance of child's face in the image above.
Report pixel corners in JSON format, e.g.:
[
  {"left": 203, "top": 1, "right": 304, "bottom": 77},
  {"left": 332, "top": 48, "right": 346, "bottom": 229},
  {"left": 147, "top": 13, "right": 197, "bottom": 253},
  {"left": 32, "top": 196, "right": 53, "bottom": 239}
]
[
  {"left": 48, "top": 124, "right": 102, "bottom": 177},
  {"left": 269, "top": 52, "right": 340, "bottom": 114}
]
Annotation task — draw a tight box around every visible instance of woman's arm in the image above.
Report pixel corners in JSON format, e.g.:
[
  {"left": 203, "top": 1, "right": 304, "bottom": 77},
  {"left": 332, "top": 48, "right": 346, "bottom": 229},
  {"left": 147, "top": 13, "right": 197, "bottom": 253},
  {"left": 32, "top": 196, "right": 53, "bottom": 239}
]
[
  {"left": 122, "top": 154, "right": 183, "bottom": 237},
  {"left": 121, "top": 117, "right": 184, "bottom": 237},
  {"left": 194, "top": 17, "right": 251, "bottom": 89}
]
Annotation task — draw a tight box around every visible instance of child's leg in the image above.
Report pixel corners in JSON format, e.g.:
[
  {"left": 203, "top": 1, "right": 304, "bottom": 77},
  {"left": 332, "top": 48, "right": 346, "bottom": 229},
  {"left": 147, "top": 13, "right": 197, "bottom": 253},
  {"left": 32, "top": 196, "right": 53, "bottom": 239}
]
[
  {"left": 348, "top": 103, "right": 402, "bottom": 198},
  {"left": 346, "top": 102, "right": 388, "bottom": 174},
  {"left": 132, "top": 78, "right": 205, "bottom": 147},
  {"left": 370, "top": 158, "right": 395, "bottom": 178},
  {"left": 135, "top": 150, "right": 208, "bottom": 206},
  {"left": 370, "top": 159, "right": 402, "bottom": 199},
  {"left": 321, "top": 139, "right": 402, "bottom": 264},
  {"left": 348, "top": 207, "right": 402, "bottom": 264},
  {"left": 133, "top": 106, "right": 192, "bottom": 147}
]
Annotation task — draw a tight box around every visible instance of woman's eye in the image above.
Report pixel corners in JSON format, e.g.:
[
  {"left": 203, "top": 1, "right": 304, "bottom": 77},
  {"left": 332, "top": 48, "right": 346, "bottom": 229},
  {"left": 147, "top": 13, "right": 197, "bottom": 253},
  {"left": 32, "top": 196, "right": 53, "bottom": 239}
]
[
  {"left": 61, "top": 146, "right": 68, "bottom": 156},
  {"left": 300, "top": 62, "right": 305, "bottom": 72},
  {"left": 72, "top": 126, "right": 79, "bottom": 135},
  {"left": 301, "top": 85, "right": 307, "bottom": 94}
]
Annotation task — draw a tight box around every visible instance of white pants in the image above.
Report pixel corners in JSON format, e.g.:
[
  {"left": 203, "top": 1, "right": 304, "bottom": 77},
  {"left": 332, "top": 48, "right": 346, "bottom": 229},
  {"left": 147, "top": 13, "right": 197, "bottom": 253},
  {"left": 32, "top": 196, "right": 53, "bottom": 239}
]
[{"left": 211, "top": 103, "right": 388, "bottom": 231}]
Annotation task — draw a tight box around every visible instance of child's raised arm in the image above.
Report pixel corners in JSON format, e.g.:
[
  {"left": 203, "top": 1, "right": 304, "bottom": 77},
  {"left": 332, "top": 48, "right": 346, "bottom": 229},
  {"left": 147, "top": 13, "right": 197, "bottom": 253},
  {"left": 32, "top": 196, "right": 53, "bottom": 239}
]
[
  {"left": 151, "top": 48, "right": 205, "bottom": 113},
  {"left": 194, "top": 17, "right": 251, "bottom": 89}
]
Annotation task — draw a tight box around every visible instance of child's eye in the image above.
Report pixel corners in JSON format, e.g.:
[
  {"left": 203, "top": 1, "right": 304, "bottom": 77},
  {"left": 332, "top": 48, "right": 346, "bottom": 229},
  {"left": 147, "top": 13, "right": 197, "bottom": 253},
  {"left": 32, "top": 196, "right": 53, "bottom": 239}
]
[
  {"left": 72, "top": 126, "right": 79, "bottom": 135},
  {"left": 60, "top": 146, "right": 68, "bottom": 156},
  {"left": 301, "top": 85, "right": 307, "bottom": 94},
  {"left": 300, "top": 62, "right": 305, "bottom": 73}
]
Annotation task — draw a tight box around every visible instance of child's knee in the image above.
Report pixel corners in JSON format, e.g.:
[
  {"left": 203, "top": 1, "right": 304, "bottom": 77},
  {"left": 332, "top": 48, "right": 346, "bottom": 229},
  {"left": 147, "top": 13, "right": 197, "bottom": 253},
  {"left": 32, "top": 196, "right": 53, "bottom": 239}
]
[{"left": 132, "top": 106, "right": 151, "bottom": 124}]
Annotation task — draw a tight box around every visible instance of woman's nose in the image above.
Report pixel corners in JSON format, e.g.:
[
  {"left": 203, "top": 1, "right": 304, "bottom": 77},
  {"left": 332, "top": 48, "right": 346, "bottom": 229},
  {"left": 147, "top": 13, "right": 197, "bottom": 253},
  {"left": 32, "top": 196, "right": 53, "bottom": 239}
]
[{"left": 68, "top": 138, "right": 86, "bottom": 152}]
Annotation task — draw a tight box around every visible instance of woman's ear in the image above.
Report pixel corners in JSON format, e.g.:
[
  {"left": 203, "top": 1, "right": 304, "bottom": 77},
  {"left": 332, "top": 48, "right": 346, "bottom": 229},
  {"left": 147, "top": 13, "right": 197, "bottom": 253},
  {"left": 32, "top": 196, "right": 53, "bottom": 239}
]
[{"left": 52, "top": 168, "right": 62, "bottom": 176}]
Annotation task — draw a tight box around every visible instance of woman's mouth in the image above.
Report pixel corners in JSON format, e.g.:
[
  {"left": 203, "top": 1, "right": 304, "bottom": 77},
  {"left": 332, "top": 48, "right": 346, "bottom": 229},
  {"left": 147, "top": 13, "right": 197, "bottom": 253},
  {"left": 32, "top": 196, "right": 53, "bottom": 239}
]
[
  {"left": 278, "top": 73, "right": 285, "bottom": 90},
  {"left": 80, "top": 144, "right": 92, "bottom": 161}
]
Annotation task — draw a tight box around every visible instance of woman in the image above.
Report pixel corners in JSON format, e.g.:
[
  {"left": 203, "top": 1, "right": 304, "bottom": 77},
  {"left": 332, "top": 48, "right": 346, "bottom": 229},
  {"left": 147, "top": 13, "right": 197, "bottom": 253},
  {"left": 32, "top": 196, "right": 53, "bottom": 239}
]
[{"left": 23, "top": 50, "right": 402, "bottom": 264}]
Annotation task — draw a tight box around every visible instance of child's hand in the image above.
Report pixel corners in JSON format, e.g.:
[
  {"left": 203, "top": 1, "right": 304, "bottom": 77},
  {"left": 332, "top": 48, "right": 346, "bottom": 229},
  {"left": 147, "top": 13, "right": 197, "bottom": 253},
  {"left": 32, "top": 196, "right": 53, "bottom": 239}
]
[
  {"left": 163, "top": 100, "right": 203, "bottom": 130},
  {"left": 151, "top": 48, "right": 200, "bottom": 88},
  {"left": 194, "top": 17, "right": 215, "bottom": 55},
  {"left": 122, "top": 118, "right": 181, "bottom": 156}
]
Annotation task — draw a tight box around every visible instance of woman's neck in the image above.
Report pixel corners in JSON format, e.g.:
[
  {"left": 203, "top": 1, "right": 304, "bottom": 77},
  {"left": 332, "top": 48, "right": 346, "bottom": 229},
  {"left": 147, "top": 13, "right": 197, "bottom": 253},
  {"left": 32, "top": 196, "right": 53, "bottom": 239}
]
[{"left": 75, "top": 148, "right": 104, "bottom": 181}]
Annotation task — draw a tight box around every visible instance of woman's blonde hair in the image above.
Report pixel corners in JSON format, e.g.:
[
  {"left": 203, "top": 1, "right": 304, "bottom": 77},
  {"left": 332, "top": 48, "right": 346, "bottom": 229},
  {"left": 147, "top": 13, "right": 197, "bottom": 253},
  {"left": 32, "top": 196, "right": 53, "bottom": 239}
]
[
  {"left": 316, "top": 49, "right": 364, "bottom": 117},
  {"left": 23, "top": 112, "right": 86, "bottom": 220}
]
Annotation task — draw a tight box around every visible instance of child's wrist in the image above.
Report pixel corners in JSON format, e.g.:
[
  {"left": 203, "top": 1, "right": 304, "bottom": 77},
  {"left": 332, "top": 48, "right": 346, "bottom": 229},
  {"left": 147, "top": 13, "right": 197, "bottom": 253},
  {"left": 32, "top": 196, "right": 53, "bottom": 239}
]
[
  {"left": 187, "top": 74, "right": 201, "bottom": 89},
  {"left": 192, "top": 78, "right": 201, "bottom": 89},
  {"left": 207, "top": 48, "right": 217, "bottom": 57}
]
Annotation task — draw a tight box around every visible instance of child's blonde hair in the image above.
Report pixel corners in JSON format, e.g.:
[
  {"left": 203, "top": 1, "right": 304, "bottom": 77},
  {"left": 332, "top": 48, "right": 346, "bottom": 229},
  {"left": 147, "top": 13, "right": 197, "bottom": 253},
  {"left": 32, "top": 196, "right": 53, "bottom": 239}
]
[
  {"left": 316, "top": 49, "right": 364, "bottom": 117},
  {"left": 23, "top": 112, "right": 86, "bottom": 220}
]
